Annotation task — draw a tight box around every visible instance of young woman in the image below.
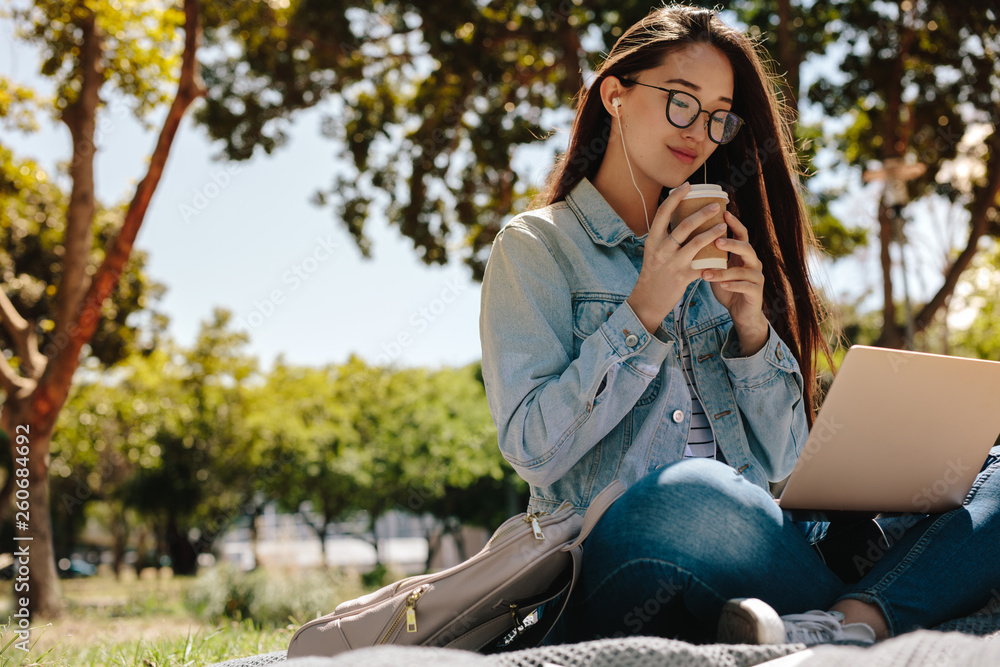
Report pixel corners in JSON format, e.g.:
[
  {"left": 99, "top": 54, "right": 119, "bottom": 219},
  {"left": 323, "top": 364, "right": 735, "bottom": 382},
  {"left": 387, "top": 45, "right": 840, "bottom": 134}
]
[{"left": 479, "top": 4, "right": 1000, "bottom": 646}]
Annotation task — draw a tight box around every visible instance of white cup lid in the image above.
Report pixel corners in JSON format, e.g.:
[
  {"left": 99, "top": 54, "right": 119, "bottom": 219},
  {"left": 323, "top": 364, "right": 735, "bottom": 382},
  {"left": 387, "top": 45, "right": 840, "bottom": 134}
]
[{"left": 670, "top": 184, "right": 729, "bottom": 203}]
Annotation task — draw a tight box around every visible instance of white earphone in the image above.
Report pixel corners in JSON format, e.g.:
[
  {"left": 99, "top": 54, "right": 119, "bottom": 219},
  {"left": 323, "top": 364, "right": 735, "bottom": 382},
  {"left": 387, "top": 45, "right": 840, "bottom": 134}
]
[{"left": 611, "top": 95, "right": 650, "bottom": 234}]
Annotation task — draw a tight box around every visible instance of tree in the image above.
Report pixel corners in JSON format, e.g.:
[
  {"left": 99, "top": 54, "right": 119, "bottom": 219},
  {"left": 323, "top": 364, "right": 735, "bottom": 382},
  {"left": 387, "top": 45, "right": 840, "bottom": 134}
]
[
  {"left": 733, "top": 0, "right": 869, "bottom": 260},
  {"left": 248, "top": 358, "right": 365, "bottom": 569},
  {"left": 123, "top": 309, "right": 258, "bottom": 575},
  {"left": 801, "top": 1, "right": 1000, "bottom": 348},
  {"left": 194, "top": 1, "right": 877, "bottom": 279},
  {"left": 383, "top": 364, "right": 516, "bottom": 566},
  {"left": 0, "top": 0, "right": 205, "bottom": 615},
  {"left": 0, "top": 145, "right": 168, "bottom": 532},
  {"left": 0, "top": 146, "right": 166, "bottom": 519},
  {"left": 49, "top": 368, "right": 142, "bottom": 578},
  {"left": 194, "top": 1, "right": 680, "bottom": 279},
  {"left": 192, "top": 2, "right": 998, "bottom": 350},
  {"left": 949, "top": 243, "right": 1000, "bottom": 360},
  {"left": 257, "top": 356, "right": 515, "bottom": 569}
]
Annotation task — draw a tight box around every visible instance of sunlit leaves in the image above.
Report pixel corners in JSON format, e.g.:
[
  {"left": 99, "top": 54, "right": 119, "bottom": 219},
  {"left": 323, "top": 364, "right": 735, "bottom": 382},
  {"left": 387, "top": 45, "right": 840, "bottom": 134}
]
[
  {"left": 0, "top": 143, "right": 168, "bottom": 367},
  {"left": 0, "top": 77, "right": 42, "bottom": 132},
  {"left": 804, "top": 0, "right": 998, "bottom": 192},
  {"left": 12, "top": 0, "right": 186, "bottom": 123},
  {"left": 195, "top": 0, "right": 664, "bottom": 279},
  {"left": 950, "top": 243, "right": 1000, "bottom": 360}
]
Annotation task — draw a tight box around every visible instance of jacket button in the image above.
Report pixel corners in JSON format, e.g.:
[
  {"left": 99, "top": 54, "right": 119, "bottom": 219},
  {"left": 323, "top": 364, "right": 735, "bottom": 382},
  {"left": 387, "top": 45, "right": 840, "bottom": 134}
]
[
  {"left": 776, "top": 346, "right": 783, "bottom": 361},
  {"left": 625, "top": 333, "right": 639, "bottom": 347},
  {"left": 672, "top": 410, "right": 684, "bottom": 423}
]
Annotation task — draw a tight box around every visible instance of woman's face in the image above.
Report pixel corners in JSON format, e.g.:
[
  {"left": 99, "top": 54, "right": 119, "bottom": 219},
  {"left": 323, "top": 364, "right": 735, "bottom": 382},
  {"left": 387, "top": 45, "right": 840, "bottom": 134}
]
[{"left": 616, "top": 43, "right": 735, "bottom": 189}]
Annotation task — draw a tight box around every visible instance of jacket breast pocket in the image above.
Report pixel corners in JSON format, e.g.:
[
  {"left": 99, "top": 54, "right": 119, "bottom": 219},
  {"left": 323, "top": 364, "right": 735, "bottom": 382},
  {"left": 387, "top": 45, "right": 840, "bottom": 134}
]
[{"left": 572, "top": 295, "right": 661, "bottom": 406}]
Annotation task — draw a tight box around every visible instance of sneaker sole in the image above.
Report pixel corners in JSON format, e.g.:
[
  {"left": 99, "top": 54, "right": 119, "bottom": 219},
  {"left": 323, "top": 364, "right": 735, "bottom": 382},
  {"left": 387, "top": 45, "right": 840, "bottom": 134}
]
[{"left": 717, "top": 598, "right": 787, "bottom": 644}]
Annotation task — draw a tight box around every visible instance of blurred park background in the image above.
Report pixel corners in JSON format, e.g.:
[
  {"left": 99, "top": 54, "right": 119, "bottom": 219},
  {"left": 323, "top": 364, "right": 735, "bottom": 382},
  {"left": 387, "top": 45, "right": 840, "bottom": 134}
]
[{"left": 0, "top": 0, "right": 998, "bottom": 664}]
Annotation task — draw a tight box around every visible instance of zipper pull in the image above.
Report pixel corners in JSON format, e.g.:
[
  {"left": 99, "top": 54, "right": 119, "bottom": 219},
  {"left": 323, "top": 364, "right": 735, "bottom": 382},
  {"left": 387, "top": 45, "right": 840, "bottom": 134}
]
[
  {"left": 406, "top": 607, "right": 417, "bottom": 633},
  {"left": 405, "top": 589, "right": 423, "bottom": 633},
  {"left": 528, "top": 513, "right": 544, "bottom": 540}
]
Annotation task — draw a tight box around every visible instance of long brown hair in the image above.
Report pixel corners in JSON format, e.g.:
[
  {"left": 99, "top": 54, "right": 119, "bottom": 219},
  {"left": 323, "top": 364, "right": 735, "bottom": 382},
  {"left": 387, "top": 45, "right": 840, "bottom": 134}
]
[{"left": 536, "top": 5, "right": 833, "bottom": 424}]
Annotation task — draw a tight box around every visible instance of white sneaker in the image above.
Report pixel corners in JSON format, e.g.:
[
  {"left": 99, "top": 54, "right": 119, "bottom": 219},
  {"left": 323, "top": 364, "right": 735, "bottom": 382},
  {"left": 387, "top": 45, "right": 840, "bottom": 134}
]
[{"left": 717, "top": 598, "right": 876, "bottom": 646}]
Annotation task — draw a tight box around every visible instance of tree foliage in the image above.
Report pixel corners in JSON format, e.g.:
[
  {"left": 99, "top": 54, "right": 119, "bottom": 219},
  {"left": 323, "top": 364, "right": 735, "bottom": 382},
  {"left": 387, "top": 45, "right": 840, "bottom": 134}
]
[
  {"left": 47, "top": 316, "right": 517, "bottom": 573},
  {"left": 0, "top": 145, "right": 169, "bottom": 367},
  {"left": 950, "top": 243, "right": 1000, "bottom": 360},
  {"left": 249, "top": 354, "right": 514, "bottom": 566},
  {"left": 12, "top": 0, "right": 186, "bottom": 118},
  {"left": 800, "top": 1, "right": 1000, "bottom": 345},
  {"left": 1, "top": 0, "right": 205, "bottom": 615},
  {"left": 195, "top": 1, "right": 688, "bottom": 278},
  {"left": 193, "top": 1, "right": 922, "bottom": 277}
]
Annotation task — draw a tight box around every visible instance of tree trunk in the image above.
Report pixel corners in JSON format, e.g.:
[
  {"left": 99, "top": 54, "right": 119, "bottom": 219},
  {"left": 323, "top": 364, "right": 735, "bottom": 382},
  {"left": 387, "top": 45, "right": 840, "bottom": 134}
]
[
  {"left": 299, "top": 511, "right": 330, "bottom": 568},
  {"left": 370, "top": 512, "right": 382, "bottom": 567},
  {"left": 110, "top": 502, "right": 128, "bottom": 580},
  {"left": 0, "top": 0, "right": 204, "bottom": 616},
  {"left": 451, "top": 521, "right": 467, "bottom": 563},
  {"left": 877, "top": 201, "right": 904, "bottom": 348},
  {"left": 871, "top": 16, "right": 915, "bottom": 349},
  {"left": 2, "top": 399, "right": 65, "bottom": 618},
  {"left": 53, "top": 9, "right": 102, "bottom": 351},
  {"left": 156, "top": 519, "right": 170, "bottom": 572},
  {"left": 910, "top": 131, "right": 1000, "bottom": 336},
  {"left": 424, "top": 519, "right": 442, "bottom": 572},
  {"left": 774, "top": 0, "right": 800, "bottom": 118},
  {"left": 317, "top": 521, "right": 330, "bottom": 569},
  {"left": 133, "top": 523, "right": 149, "bottom": 577},
  {"left": 24, "top": 435, "right": 63, "bottom": 618},
  {"left": 248, "top": 503, "right": 263, "bottom": 570},
  {"left": 166, "top": 513, "right": 198, "bottom": 576},
  {"left": 876, "top": 131, "right": 1000, "bottom": 348}
]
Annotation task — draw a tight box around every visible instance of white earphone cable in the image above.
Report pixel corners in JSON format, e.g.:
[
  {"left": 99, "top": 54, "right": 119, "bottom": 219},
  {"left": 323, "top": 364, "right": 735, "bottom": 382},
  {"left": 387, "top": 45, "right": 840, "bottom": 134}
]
[{"left": 615, "top": 103, "right": 650, "bottom": 235}]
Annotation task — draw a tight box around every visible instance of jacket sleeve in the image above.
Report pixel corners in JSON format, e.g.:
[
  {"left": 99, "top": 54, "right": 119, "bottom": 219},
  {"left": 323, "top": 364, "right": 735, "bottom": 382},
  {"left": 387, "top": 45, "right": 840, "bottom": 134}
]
[
  {"left": 480, "top": 222, "right": 673, "bottom": 487},
  {"left": 720, "top": 325, "right": 808, "bottom": 482}
]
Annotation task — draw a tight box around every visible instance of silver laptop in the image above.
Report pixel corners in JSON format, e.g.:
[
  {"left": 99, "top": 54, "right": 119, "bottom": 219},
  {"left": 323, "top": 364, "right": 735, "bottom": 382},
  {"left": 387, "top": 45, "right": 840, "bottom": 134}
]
[{"left": 776, "top": 345, "right": 1000, "bottom": 513}]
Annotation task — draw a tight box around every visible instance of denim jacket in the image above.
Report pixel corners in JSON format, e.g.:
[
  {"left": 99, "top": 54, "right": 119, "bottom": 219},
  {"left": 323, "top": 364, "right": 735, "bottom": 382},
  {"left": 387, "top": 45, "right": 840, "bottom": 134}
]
[{"left": 480, "top": 177, "right": 809, "bottom": 514}]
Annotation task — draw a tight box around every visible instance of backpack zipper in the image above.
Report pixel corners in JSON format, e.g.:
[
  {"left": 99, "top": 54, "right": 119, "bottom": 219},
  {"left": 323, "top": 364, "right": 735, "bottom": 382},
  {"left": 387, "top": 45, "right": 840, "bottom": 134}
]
[
  {"left": 379, "top": 585, "right": 427, "bottom": 643},
  {"left": 485, "top": 510, "right": 550, "bottom": 547}
]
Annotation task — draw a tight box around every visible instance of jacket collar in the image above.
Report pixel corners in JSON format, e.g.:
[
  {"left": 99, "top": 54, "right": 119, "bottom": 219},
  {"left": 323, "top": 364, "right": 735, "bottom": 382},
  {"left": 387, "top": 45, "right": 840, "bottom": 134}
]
[{"left": 565, "top": 177, "right": 639, "bottom": 247}]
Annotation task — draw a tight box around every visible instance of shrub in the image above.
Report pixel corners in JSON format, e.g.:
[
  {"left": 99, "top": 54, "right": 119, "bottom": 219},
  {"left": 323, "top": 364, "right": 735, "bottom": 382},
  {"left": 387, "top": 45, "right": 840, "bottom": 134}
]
[{"left": 185, "top": 565, "right": 368, "bottom": 627}]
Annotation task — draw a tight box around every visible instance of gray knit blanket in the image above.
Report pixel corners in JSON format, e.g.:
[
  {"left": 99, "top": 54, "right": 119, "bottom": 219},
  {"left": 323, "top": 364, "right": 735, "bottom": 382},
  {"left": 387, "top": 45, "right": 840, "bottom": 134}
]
[{"left": 208, "top": 606, "right": 1000, "bottom": 667}]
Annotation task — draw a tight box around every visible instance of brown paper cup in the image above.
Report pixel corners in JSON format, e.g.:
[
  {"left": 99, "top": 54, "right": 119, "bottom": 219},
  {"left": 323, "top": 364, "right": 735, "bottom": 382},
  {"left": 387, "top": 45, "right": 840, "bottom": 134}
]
[{"left": 668, "top": 185, "right": 729, "bottom": 270}]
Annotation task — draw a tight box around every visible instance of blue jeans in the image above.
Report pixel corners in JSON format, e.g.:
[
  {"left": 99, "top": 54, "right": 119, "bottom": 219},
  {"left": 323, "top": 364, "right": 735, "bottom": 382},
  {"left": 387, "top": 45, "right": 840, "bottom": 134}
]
[{"left": 548, "top": 447, "right": 1000, "bottom": 643}]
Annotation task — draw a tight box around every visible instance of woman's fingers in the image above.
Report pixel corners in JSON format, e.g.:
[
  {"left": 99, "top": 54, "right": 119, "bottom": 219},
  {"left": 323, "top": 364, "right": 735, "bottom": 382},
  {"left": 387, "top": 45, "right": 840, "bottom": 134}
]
[
  {"left": 715, "top": 236, "right": 763, "bottom": 270},
  {"left": 669, "top": 203, "right": 725, "bottom": 245},
  {"left": 704, "top": 266, "right": 761, "bottom": 285},
  {"left": 650, "top": 182, "right": 691, "bottom": 239},
  {"left": 723, "top": 210, "right": 750, "bottom": 243},
  {"left": 680, "top": 222, "right": 729, "bottom": 259}
]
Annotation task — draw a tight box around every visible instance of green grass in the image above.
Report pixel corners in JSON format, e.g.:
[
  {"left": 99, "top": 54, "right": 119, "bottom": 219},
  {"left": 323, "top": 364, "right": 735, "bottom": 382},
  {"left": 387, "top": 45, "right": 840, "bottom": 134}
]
[
  {"left": 1, "top": 618, "right": 290, "bottom": 667},
  {"left": 0, "top": 566, "right": 372, "bottom": 666}
]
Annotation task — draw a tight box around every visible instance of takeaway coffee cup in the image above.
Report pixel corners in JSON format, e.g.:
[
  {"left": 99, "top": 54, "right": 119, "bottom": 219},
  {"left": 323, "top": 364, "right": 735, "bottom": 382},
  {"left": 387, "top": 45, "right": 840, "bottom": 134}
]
[{"left": 668, "top": 184, "right": 729, "bottom": 271}]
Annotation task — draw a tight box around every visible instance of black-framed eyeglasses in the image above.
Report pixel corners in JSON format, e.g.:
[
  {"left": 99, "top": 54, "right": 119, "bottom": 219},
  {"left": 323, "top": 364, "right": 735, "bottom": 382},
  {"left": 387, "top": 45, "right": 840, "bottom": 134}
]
[{"left": 621, "top": 80, "right": 744, "bottom": 145}]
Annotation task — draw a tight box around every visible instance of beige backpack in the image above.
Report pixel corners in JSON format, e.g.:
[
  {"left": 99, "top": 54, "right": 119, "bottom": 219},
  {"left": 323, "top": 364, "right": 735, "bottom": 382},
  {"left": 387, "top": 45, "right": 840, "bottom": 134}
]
[{"left": 287, "top": 481, "right": 625, "bottom": 658}]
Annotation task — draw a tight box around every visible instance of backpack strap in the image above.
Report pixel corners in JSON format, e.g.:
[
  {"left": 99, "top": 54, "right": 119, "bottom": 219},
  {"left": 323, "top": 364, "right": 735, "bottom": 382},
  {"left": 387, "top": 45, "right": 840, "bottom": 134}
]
[{"left": 562, "top": 480, "right": 626, "bottom": 552}]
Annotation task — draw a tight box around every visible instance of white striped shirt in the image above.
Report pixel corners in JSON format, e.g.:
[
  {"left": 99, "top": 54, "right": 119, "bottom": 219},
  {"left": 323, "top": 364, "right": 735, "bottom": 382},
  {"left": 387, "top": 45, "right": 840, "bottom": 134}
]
[{"left": 674, "top": 302, "right": 722, "bottom": 461}]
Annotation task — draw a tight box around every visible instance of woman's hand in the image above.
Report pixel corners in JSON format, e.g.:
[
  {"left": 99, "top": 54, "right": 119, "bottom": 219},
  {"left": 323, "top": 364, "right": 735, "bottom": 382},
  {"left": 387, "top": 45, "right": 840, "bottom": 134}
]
[
  {"left": 702, "top": 210, "right": 769, "bottom": 356},
  {"left": 627, "top": 182, "right": 729, "bottom": 334}
]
